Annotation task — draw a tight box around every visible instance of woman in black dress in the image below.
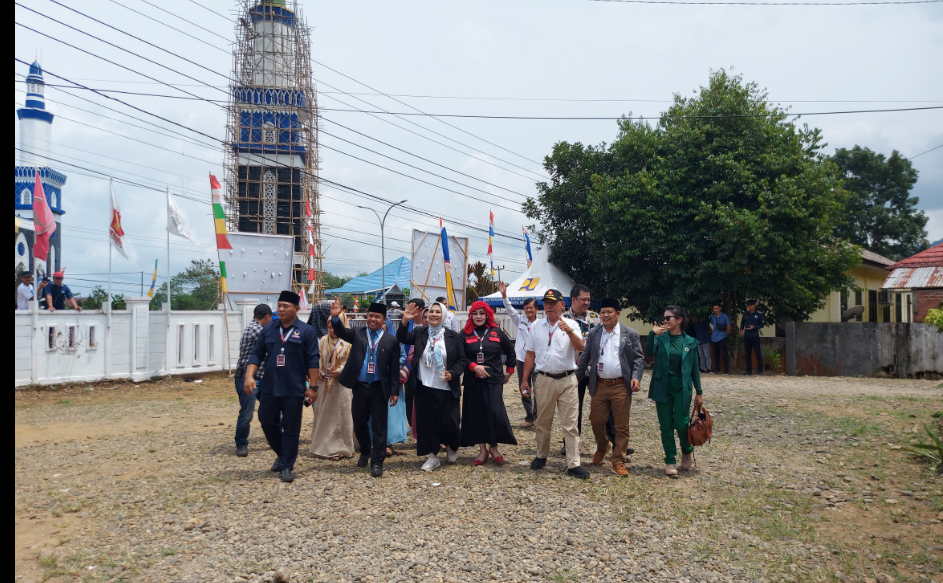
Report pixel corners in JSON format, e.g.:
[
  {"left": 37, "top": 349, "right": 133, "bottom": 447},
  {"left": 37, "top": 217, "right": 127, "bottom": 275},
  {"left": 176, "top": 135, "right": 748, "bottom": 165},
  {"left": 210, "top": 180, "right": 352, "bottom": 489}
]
[{"left": 460, "top": 301, "right": 518, "bottom": 465}]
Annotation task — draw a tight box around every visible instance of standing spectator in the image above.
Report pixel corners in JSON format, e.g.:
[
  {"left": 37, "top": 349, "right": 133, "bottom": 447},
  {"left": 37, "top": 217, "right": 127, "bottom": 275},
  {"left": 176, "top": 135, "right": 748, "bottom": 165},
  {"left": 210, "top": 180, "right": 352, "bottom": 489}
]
[
  {"left": 563, "top": 284, "right": 607, "bottom": 456},
  {"left": 499, "top": 281, "right": 539, "bottom": 428},
  {"left": 740, "top": 300, "right": 765, "bottom": 375},
  {"left": 520, "top": 289, "right": 590, "bottom": 480},
  {"left": 233, "top": 304, "right": 273, "bottom": 458},
  {"left": 46, "top": 271, "right": 81, "bottom": 313},
  {"left": 400, "top": 298, "right": 426, "bottom": 428},
  {"left": 709, "top": 304, "right": 731, "bottom": 374},
  {"left": 17, "top": 271, "right": 34, "bottom": 310},
  {"left": 689, "top": 315, "right": 713, "bottom": 373}
]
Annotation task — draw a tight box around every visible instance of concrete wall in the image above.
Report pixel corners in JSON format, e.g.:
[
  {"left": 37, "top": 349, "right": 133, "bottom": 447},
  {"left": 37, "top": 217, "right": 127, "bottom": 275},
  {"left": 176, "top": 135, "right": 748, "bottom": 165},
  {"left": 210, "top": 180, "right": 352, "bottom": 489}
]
[{"left": 786, "top": 322, "right": 942, "bottom": 379}]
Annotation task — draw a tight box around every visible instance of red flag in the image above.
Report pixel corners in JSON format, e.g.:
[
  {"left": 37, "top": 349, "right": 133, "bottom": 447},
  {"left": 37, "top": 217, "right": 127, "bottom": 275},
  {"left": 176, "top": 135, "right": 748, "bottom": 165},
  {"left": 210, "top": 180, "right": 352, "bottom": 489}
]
[{"left": 32, "top": 171, "right": 56, "bottom": 263}]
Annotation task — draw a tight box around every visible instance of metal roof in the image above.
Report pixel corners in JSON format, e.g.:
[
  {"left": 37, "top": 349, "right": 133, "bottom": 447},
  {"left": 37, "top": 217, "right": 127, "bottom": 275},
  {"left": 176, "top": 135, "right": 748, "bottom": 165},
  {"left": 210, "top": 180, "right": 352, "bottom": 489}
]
[{"left": 882, "top": 266, "right": 943, "bottom": 290}]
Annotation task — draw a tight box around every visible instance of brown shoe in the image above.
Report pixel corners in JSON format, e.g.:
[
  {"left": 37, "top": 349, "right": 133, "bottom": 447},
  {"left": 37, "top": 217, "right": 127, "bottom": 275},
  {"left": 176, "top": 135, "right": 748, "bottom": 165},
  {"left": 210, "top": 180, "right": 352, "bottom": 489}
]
[
  {"left": 611, "top": 462, "right": 629, "bottom": 478},
  {"left": 592, "top": 444, "right": 609, "bottom": 466},
  {"left": 523, "top": 421, "right": 534, "bottom": 429},
  {"left": 679, "top": 453, "right": 694, "bottom": 471}
]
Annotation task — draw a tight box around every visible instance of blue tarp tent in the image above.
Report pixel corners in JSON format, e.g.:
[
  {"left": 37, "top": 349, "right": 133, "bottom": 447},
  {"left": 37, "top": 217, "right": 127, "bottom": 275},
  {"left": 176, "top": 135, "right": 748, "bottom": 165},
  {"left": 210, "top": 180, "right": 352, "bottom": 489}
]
[{"left": 324, "top": 257, "right": 412, "bottom": 296}]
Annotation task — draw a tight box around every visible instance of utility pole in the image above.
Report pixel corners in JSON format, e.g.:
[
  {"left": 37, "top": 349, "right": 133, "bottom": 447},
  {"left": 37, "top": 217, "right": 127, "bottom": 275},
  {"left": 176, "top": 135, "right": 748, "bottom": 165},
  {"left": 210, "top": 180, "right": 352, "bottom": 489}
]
[
  {"left": 494, "top": 265, "right": 506, "bottom": 292},
  {"left": 358, "top": 200, "right": 408, "bottom": 304}
]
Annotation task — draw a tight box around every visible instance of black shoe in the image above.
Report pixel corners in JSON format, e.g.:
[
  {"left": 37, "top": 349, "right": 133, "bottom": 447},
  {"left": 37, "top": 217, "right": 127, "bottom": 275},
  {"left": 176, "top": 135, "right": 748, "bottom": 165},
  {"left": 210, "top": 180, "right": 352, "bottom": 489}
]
[
  {"left": 370, "top": 465, "right": 384, "bottom": 478},
  {"left": 559, "top": 446, "right": 567, "bottom": 457},
  {"left": 357, "top": 455, "right": 370, "bottom": 469},
  {"left": 236, "top": 447, "right": 248, "bottom": 458},
  {"left": 270, "top": 458, "right": 284, "bottom": 473},
  {"left": 627, "top": 448, "right": 635, "bottom": 456},
  {"left": 566, "top": 466, "right": 591, "bottom": 480},
  {"left": 530, "top": 457, "right": 547, "bottom": 470},
  {"left": 280, "top": 469, "right": 295, "bottom": 483}
]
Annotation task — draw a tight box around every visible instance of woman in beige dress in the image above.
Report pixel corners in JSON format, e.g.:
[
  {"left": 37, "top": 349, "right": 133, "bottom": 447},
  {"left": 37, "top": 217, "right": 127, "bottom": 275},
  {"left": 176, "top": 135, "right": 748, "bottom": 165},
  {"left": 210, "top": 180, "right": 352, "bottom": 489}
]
[{"left": 309, "top": 313, "right": 356, "bottom": 460}]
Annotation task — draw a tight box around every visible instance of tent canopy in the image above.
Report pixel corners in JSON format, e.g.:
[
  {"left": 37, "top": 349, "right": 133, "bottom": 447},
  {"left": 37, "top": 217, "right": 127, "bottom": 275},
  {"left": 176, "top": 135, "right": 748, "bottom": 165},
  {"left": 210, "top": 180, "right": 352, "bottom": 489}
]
[
  {"left": 325, "top": 256, "right": 411, "bottom": 296},
  {"left": 482, "top": 246, "right": 576, "bottom": 309}
]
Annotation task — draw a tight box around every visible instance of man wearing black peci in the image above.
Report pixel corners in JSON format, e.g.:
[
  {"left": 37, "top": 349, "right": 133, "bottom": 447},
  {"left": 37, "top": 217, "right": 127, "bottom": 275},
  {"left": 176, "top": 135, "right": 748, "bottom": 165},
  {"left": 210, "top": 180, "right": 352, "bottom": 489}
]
[
  {"left": 244, "top": 291, "right": 320, "bottom": 484},
  {"left": 330, "top": 299, "right": 401, "bottom": 478}
]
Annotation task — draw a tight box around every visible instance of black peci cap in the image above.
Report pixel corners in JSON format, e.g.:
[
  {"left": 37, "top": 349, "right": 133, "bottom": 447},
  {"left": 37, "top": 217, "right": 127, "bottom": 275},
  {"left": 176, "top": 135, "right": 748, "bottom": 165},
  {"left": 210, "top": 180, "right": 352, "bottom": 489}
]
[
  {"left": 600, "top": 298, "right": 621, "bottom": 311},
  {"left": 368, "top": 302, "right": 388, "bottom": 317},
  {"left": 278, "top": 291, "right": 301, "bottom": 306}
]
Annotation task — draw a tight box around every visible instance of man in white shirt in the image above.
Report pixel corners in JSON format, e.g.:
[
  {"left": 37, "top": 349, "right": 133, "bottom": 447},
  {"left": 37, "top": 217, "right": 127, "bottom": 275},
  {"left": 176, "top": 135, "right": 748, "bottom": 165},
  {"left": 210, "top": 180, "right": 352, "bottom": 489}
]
[
  {"left": 435, "top": 297, "right": 461, "bottom": 332},
  {"left": 520, "top": 289, "right": 589, "bottom": 479},
  {"left": 499, "top": 281, "right": 539, "bottom": 428},
  {"left": 576, "top": 299, "right": 645, "bottom": 478},
  {"left": 17, "top": 272, "right": 34, "bottom": 311}
]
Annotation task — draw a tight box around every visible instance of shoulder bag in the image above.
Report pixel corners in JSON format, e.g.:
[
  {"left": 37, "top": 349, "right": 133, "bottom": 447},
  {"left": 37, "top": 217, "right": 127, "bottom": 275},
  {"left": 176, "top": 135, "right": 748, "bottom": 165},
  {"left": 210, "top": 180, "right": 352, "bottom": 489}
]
[{"left": 687, "top": 403, "right": 713, "bottom": 447}]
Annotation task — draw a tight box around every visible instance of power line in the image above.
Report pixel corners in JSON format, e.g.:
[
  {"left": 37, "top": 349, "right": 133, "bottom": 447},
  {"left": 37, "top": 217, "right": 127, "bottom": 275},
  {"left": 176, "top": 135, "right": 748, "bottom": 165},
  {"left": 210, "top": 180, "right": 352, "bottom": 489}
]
[
  {"left": 910, "top": 144, "right": 943, "bottom": 159},
  {"left": 105, "top": 0, "right": 229, "bottom": 54},
  {"left": 183, "top": 0, "right": 234, "bottom": 22},
  {"left": 587, "top": 0, "right": 939, "bottom": 4},
  {"left": 134, "top": 0, "right": 231, "bottom": 45}
]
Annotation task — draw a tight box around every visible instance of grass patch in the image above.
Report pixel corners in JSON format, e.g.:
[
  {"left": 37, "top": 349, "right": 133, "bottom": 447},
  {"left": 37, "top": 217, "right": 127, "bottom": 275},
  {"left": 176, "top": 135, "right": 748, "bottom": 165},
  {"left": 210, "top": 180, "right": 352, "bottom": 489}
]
[{"left": 56, "top": 399, "right": 73, "bottom": 407}]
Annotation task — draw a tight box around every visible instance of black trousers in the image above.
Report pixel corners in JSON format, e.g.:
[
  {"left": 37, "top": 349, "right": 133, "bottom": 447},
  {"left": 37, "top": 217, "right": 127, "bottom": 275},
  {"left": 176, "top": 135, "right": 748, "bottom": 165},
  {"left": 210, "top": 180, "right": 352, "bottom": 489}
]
[
  {"left": 352, "top": 382, "right": 388, "bottom": 467},
  {"left": 576, "top": 378, "right": 616, "bottom": 445},
  {"left": 404, "top": 375, "right": 417, "bottom": 427},
  {"left": 415, "top": 383, "right": 461, "bottom": 456},
  {"left": 744, "top": 337, "right": 764, "bottom": 374},
  {"left": 712, "top": 338, "right": 730, "bottom": 373},
  {"left": 517, "top": 368, "right": 537, "bottom": 423},
  {"left": 258, "top": 394, "right": 304, "bottom": 471}
]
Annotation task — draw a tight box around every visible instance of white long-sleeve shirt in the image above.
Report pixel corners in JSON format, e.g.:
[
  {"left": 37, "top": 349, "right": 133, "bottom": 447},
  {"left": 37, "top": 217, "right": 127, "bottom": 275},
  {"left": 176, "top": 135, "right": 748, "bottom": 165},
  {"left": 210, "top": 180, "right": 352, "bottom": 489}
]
[{"left": 502, "top": 296, "right": 535, "bottom": 363}]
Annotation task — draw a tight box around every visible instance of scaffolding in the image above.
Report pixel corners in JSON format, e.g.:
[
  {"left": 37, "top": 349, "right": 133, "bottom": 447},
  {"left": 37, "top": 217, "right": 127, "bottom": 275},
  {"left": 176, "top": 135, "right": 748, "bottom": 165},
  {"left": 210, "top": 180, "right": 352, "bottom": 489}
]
[{"left": 224, "top": 0, "right": 324, "bottom": 299}]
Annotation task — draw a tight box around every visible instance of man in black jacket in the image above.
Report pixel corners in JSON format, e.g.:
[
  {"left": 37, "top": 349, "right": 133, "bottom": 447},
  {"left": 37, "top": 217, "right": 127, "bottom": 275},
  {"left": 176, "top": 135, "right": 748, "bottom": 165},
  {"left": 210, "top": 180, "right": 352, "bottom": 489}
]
[{"left": 330, "top": 299, "right": 401, "bottom": 477}]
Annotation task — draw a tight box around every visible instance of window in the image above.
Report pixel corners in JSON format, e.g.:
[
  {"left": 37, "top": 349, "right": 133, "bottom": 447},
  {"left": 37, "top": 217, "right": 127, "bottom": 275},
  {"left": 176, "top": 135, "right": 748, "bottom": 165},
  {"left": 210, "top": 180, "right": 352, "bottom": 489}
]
[
  {"left": 177, "top": 325, "right": 186, "bottom": 367},
  {"left": 47, "top": 326, "right": 57, "bottom": 351},
  {"left": 193, "top": 324, "right": 201, "bottom": 366},
  {"left": 868, "top": 290, "right": 878, "bottom": 323},
  {"left": 895, "top": 293, "right": 902, "bottom": 323},
  {"left": 882, "top": 306, "right": 891, "bottom": 323},
  {"left": 87, "top": 325, "right": 98, "bottom": 349},
  {"left": 854, "top": 290, "right": 863, "bottom": 322},
  {"left": 907, "top": 295, "right": 913, "bottom": 323},
  {"left": 840, "top": 289, "right": 849, "bottom": 314},
  {"left": 263, "top": 170, "right": 277, "bottom": 234},
  {"left": 68, "top": 326, "right": 78, "bottom": 348},
  {"left": 21, "top": 188, "right": 32, "bottom": 206},
  {"left": 208, "top": 325, "right": 216, "bottom": 365}
]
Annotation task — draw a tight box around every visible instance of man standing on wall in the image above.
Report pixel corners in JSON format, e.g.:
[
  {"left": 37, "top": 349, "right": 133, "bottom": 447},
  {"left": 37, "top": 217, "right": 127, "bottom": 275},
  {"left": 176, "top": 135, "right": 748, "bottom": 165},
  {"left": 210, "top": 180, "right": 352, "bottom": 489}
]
[
  {"left": 740, "top": 300, "right": 765, "bottom": 376},
  {"left": 46, "top": 271, "right": 81, "bottom": 313},
  {"left": 233, "top": 304, "right": 273, "bottom": 458},
  {"left": 244, "top": 292, "right": 320, "bottom": 483}
]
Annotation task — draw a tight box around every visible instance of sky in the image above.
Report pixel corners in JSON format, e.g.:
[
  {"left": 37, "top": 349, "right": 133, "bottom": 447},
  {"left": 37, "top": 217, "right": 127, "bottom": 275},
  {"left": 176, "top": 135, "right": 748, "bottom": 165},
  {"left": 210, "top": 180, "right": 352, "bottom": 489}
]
[{"left": 14, "top": 0, "right": 943, "bottom": 298}]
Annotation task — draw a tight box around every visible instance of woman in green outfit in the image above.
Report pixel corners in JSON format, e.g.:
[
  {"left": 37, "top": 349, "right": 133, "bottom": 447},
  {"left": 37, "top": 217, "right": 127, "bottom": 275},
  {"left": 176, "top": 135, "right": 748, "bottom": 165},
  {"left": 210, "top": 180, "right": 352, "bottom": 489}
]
[{"left": 646, "top": 306, "right": 704, "bottom": 477}]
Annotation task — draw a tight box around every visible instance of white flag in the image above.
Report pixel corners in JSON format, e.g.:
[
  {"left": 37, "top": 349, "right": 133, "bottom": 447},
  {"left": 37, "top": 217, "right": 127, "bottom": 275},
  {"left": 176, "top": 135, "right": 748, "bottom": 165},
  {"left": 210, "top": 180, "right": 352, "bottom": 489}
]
[
  {"left": 109, "top": 178, "right": 129, "bottom": 259},
  {"left": 167, "top": 188, "right": 196, "bottom": 243}
]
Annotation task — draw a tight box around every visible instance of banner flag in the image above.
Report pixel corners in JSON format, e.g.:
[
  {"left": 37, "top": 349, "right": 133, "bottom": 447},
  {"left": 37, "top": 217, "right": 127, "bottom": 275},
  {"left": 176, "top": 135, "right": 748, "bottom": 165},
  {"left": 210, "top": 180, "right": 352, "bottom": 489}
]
[
  {"left": 305, "top": 199, "right": 317, "bottom": 282},
  {"left": 488, "top": 211, "right": 495, "bottom": 277},
  {"left": 109, "top": 178, "right": 129, "bottom": 259},
  {"left": 523, "top": 226, "right": 533, "bottom": 269},
  {"left": 32, "top": 170, "right": 56, "bottom": 263},
  {"left": 168, "top": 189, "right": 196, "bottom": 243},
  {"left": 147, "top": 260, "right": 159, "bottom": 298},
  {"left": 440, "top": 218, "right": 457, "bottom": 311},
  {"left": 209, "top": 174, "right": 231, "bottom": 294}
]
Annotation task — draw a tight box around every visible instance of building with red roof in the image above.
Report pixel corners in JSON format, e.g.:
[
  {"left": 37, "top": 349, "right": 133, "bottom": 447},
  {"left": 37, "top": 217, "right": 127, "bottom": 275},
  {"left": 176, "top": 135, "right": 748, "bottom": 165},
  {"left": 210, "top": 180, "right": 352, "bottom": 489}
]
[{"left": 882, "top": 243, "right": 943, "bottom": 323}]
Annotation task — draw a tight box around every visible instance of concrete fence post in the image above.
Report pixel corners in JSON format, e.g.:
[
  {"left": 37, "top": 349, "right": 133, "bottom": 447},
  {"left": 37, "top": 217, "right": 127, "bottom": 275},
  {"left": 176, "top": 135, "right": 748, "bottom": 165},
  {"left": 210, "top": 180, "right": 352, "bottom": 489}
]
[
  {"left": 125, "top": 297, "right": 151, "bottom": 381},
  {"left": 785, "top": 321, "right": 797, "bottom": 376}
]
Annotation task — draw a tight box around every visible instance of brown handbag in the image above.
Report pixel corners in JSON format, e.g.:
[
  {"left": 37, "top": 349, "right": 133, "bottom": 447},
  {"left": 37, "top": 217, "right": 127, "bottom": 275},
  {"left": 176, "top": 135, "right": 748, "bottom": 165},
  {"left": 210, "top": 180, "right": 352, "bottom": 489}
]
[{"left": 687, "top": 403, "right": 713, "bottom": 447}]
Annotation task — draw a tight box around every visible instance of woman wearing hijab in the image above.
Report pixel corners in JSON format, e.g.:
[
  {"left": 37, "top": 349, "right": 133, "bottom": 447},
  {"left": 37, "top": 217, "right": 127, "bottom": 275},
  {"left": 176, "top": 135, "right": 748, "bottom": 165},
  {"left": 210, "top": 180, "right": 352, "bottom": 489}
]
[
  {"left": 397, "top": 302, "right": 467, "bottom": 471},
  {"left": 309, "top": 312, "right": 356, "bottom": 460},
  {"left": 461, "top": 301, "right": 518, "bottom": 465},
  {"left": 307, "top": 302, "right": 332, "bottom": 342}
]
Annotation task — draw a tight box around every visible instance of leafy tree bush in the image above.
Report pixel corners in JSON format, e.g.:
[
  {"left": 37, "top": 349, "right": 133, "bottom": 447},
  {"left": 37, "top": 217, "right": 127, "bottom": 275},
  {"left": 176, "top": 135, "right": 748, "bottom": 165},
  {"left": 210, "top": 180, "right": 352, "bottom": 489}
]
[
  {"left": 150, "top": 260, "right": 220, "bottom": 311},
  {"left": 82, "top": 287, "right": 126, "bottom": 311}
]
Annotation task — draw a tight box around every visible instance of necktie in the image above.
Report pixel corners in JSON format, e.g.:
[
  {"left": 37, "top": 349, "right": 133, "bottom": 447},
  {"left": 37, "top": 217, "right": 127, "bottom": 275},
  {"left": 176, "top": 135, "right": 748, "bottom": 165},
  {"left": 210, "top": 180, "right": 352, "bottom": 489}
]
[{"left": 368, "top": 330, "right": 379, "bottom": 383}]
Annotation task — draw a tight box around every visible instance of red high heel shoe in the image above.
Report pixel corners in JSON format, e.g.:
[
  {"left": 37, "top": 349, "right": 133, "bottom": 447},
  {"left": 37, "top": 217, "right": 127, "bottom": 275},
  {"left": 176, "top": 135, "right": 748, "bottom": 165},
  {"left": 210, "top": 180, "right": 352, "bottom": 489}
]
[
  {"left": 473, "top": 454, "right": 489, "bottom": 466},
  {"left": 490, "top": 449, "right": 505, "bottom": 463}
]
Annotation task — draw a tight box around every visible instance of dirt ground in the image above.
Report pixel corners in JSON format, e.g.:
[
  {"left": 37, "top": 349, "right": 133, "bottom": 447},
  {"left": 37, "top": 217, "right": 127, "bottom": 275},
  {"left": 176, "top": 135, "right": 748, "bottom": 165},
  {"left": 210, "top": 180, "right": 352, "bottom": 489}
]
[{"left": 14, "top": 373, "right": 943, "bottom": 583}]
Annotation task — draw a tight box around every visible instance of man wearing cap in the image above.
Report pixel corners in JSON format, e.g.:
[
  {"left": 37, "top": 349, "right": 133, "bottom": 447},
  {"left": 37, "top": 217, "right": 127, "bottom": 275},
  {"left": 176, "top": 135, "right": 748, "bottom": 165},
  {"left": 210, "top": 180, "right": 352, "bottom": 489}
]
[
  {"left": 330, "top": 298, "right": 401, "bottom": 478},
  {"left": 244, "top": 291, "right": 320, "bottom": 483},
  {"left": 563, "top": 284, "right": 603, "bottom": 455},
  {"left": 46, "top": 271, "right": 81, "bottom": 313},
  {"left": 233, "top": 304, "right": 273, "bottom": 458},
  {"left": 576, "top": 299, "right": 645, "bottom": 477},
  {"left": 17, "top": 272, "right": 34, "bottom": 311},
  {"left": 520, "top": 289, "right": 589, "bottom": 479},
  {"left": 740, "top": 300, "right": 765, "bottom": 376}
]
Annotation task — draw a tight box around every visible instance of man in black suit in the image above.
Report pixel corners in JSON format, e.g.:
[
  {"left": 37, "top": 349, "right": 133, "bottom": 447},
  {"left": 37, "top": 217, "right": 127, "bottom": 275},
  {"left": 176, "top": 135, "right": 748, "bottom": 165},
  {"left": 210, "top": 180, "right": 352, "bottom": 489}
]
[{"left": 331, "top": 299, "right": 401, "bottom": 478}]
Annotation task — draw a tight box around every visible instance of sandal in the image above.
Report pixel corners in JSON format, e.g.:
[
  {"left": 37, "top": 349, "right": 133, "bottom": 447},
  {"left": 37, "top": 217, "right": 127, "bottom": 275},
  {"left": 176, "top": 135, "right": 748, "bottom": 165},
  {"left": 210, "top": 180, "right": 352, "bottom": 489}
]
[
  {"left": 489, "top": 448, "right": 505, "bottom": 463},
  {"left": 473, "top": 453, "right": 489, "bottom": 466}
]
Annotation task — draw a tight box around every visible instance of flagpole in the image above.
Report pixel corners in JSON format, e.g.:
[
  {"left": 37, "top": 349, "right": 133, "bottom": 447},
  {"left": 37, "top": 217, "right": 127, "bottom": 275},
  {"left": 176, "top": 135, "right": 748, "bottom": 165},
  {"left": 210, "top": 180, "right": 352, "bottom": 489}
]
[
  {"left": 108, "top": 177, "right": 113, "bottom": 314},
  {"left": 166, "top": 187, "right": 172, "bottom": 313}
]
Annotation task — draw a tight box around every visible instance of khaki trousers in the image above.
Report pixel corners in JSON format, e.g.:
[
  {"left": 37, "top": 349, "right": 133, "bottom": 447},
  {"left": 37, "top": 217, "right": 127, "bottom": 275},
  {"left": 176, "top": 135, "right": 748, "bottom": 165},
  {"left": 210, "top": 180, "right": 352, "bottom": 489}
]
[
  {"left": 589, "top": 383, "right": 632, "bottom": 465},
  {"left": 534, "top": 373, "right": 581, "bottom": 469}
]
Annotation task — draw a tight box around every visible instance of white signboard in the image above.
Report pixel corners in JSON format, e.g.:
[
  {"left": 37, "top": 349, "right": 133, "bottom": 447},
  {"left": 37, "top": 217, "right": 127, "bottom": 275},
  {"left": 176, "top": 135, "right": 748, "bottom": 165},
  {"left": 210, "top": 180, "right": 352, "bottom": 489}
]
[
  {"left": 410, "top": 229, "right": 469, "bottom": 310},
  {"left": 222, "top": 233, "right": 295, "bottom": 303}
]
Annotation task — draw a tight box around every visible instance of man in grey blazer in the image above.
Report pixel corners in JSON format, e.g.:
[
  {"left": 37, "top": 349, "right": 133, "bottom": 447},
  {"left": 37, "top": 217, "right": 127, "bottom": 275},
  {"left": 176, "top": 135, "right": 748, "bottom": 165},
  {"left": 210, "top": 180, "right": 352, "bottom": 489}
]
[{"left": 576, "top": 298, "right": 645, "bottom": 477}]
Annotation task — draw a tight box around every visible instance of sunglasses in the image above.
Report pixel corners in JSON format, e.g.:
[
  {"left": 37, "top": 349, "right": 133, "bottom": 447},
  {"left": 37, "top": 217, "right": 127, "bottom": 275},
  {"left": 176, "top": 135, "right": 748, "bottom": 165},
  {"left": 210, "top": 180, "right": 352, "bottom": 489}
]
[{"left": 662, "top": 316, "right": 677, "bottom": 321}]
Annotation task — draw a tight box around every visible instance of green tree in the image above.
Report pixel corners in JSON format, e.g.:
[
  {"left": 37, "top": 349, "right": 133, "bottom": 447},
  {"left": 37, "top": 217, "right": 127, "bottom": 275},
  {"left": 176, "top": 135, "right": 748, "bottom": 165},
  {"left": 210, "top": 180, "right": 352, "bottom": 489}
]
[
  {"left": 467, "top": 261, "right": 495, "bottom": 298},
  {"left": 150, "top": 260, "right": 220, "bottom": 311},
  {"left": 829, "top": 146, "right": 928, "bottom": 261},
  {"left": 83, "top": 287, "right": 126, "bottom": 311},
  {"left": 524, "top": 70, "right": 860, "bottom": 325},
  {"left": 322, "top": 272, "right": 354, "bottom": 291}
]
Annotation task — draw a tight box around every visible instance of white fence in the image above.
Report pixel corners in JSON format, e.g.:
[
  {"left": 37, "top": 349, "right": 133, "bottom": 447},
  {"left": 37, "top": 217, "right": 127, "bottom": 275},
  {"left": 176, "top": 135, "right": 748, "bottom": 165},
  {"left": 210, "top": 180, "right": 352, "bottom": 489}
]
[{"left": 14, "top": 300, "right": 518, "bottom": 387}]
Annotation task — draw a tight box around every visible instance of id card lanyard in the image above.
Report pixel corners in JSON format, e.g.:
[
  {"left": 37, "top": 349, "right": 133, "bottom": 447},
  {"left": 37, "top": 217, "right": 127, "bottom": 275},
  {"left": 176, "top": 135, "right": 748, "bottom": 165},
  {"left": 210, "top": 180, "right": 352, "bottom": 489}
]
[
  {"left": 599, "top": 328, "right": 617, "bottom": 375},
  {"left": 473, "top": 330, "right": 486, "bottom": 364},
  {"left": 367, "top": 330, "right": 384, "bottom": 375},
  {"left": 277, "top": 326, "right": 295, "bottom": 367}
]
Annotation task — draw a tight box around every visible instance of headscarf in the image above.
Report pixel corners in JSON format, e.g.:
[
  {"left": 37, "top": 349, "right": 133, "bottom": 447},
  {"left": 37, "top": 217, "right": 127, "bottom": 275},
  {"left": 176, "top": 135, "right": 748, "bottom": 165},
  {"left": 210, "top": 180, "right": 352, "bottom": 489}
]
[
  {"left": 308, "top": 302, "right": 331, "bottom": 340},
  {"left": 424, "top": 302, "right": 449, "bottom": 376},
  {"left": 463, "top": 301, "right": 497, "bottom": 335},
  {"left": 320, "top": 312, "right": 351, "bottom": 393}
]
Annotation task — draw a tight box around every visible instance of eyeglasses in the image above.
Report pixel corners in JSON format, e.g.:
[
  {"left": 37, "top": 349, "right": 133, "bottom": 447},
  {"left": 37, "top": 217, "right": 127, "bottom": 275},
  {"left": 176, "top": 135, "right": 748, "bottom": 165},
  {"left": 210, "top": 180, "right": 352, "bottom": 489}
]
[{"left": 662, "top": 316, "right": 677, "bottom": 321}]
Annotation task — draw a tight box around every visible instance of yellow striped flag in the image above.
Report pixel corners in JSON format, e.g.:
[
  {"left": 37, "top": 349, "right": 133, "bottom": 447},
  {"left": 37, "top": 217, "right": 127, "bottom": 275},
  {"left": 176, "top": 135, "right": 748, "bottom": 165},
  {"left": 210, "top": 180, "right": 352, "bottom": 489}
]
[{"left": 209, "top": 175, "right": 231, "bottom": 294}]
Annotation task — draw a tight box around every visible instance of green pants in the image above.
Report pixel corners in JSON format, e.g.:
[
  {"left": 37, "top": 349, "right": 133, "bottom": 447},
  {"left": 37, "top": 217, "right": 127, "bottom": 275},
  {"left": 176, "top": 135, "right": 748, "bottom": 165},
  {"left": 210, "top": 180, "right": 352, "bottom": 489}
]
[{"left": 655, "top": 376, "right": 692, "bottom": 465}]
